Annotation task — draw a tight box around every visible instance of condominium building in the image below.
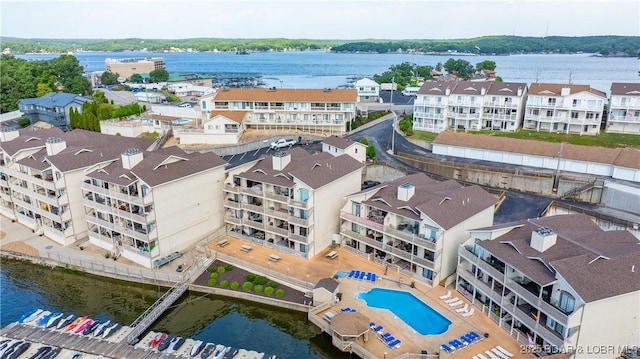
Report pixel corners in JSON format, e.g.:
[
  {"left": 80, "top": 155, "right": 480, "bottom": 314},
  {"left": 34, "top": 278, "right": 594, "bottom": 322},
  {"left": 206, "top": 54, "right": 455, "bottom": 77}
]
[
  {"left": 223, "top": 147, "right": 363, "bottom": 258},
  {"left": 0, "top": 127, "right": 228, "bottom": 268},
  {"left": 82, "top": 146, "right": 227, "bottom": 267},
  {"left": 412, "top": 81, "right": 527, "bottom": 133},
  {"left": 456, "top": 214, "right": 640, "bottom": 357},
  {"left": 200, "top": 88, "right": 357, "bottom": 134},
  {"left": 0, "top": 127, "right": 154, "bottom": 245},
  {"left": 322, "top": 135, "right": 367, "bottom": 163},
  {"left": 104, "top": 57, "right": 165, "bottom": 80},
  {"left": 339, "top": 173, "right": 498, "bottom": 286},
  {"left": 523, "top": 83, "right": 606, "bottom": 135},
  {"left": 607, "top": 82, "right": 640, "bottom": 134}
]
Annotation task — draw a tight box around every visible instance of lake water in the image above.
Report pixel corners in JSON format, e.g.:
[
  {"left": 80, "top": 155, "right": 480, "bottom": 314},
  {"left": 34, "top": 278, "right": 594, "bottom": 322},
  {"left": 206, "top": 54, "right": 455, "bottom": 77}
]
[
  {"left": 0, "top": 258, "right": 347, "bottom": 359},
  {"left": 17, "top": 51, "right": 640, "bottom": 95}
]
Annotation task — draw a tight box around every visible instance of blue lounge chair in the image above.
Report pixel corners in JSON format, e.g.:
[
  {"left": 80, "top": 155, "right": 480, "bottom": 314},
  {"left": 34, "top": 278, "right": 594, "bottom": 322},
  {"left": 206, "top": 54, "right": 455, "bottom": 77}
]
[
  {"left": 373, "top": 325, "right": 383, "bottom": 334},
  {"left": 388, "top": 339, "right": 401, "bottom": 349},
  {"left": 370, "top": 273, "right": 377, "bottom": 282},
  {"left": 449, "top": 340, "right": 462, "bottom": 350},
  {"left": 469, "top": 331, "right": 481, "bottom": 340},
  {"left": 358, "top": 271, "right": 366, "bottom": 280},
  {"left": 463, "top": 333, "right": 474, "bottom": 343},
  {"left": 348, "top": 270, "right": 356, "bottom": 278},
  {"left": 370, "top": 322, "right": 376, "bottom": 328},
  {"left": 440, "top": 344, "right": 453, "bottom": 353},
  {"left": 382, "top": 333, "right": 394, "bottom": 341},
  {"left": 366, "top": 272, "right": 372, "bottom": 281},
  {"left": 353, "top": 270, "right": 360, "bottom": 279}
]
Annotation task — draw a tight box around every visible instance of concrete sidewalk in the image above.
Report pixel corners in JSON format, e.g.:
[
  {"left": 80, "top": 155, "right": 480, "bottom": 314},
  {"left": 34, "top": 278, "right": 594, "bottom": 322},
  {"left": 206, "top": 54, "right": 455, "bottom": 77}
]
[{"left": 0, "top": 216, "right": 197, "bottom": 283}]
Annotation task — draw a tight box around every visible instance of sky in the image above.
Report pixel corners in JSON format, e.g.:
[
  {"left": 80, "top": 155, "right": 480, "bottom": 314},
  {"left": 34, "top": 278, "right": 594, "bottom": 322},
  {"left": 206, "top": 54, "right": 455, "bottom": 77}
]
[{"left": 1, "top": 0, "right": 638, "bottom": 40}]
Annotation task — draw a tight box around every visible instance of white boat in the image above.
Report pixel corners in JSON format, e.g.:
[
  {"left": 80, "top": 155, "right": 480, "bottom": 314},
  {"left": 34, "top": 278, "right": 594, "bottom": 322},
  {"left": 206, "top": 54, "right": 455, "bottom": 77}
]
[
  {"left": 190, "top": 340, "right": 205, "bottom": 357},
  {"left": 20, "top": 309, "right": 43, "bottom": 323},
  {"left": 45, "top": 312, "right": 64, "bottom": 328},
  {"left": 56, "top": 314, "right": 75, "bottom": 329}
]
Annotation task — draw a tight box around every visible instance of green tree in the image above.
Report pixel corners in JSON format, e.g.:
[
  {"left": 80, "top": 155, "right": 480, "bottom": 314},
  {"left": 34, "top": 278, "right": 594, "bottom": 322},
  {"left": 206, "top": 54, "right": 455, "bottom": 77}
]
[
  {"left": 101, "top": 71, "right": 120, "bottom": 85},
  {"left": 130, "top": 73, "right": 143, "bottom": 83},
  {"left": 149, "top": 68, "right": 169, "bottom": 82},
  {"left": 36, "top": 83, "right": 52, "bottom": 97},
  {"left": 443, "top": 58, "right": 475, "bottom": 79},
  {"left": 476, "top": 60, "right": 497, "bottom": 72},
  {"left": 366, "top": 145, "right": 376, "bottom": 160}
]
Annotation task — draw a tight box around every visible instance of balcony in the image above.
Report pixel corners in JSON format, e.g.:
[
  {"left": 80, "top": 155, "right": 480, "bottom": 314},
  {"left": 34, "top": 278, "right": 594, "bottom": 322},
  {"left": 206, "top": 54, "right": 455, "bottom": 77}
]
[
  {"left": 539, "top": 298, "right": 570, "bottom": 325},
  {"left": 264, "top": 191, "right": 289, "bottom": 203},
  {"left": 340, "top": 211, "right": 383, "bottom": 231},
  {"left": 265, "top": 207, "right": 288, "bottom": 220},
  {"left": 385, "top": 226, "right": 438, "bottom": 251},
  {"left": 289, "top": 232, "right": 309, "bottom": 243},
  {"left": 85, "top": 216, "right": 149, "bottom": 242},
  {"left": 265, "top": 223, "right": 289, "bottom": 237},
  {"left": 3, "top": 167, "right": 56, "bottom": 190},
  {"left": 242, "top": 202, "right": 264, "bottom": 213},
  {"left": 288, "top": 215, "right": 309, "bottom": 227},
  {"left": 510, "top": 303, "right": 564, "bottom": 347},
  {"left": 288, "top": 198, "right": 308, "bottom": 209},
  {"left": 244, "top": 218, "right": 265, "bottom": 231},
  {"left": 505, "top": 278, "right": 540, "bottom": 307},
  {"left": 224, "top": 199, "right": 241, "bottom": 210},
  {"left": 82, "top": 182, "right": 144, "bottom": 206},
  {"left": 458, "top": 246, "right": 505, "bottom": 280},
  {"left": 223, "top": 183, "right": 240, "bottom": 193},
  {"left": 224, "top": 214, "right": 242, "bottom": 225}
]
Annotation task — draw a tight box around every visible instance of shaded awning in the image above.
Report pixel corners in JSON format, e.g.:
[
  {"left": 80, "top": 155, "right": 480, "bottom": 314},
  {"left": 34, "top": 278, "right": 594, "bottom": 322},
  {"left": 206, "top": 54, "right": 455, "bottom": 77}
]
[{"left": 330, "top": 311, "right": 370, "bottom": 338}]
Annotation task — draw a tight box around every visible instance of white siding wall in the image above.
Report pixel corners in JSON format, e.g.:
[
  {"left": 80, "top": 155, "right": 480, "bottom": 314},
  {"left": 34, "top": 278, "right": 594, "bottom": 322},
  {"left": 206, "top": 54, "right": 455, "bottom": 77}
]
[{"left": 152, "top": 166, "right": 226, "bottom": 258}]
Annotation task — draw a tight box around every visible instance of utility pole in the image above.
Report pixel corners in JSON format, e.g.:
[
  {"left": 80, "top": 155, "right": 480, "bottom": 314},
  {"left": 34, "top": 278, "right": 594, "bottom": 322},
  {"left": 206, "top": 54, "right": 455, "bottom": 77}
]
[{"left": 389, "top": 76, "right": 395, "bottom": 111}]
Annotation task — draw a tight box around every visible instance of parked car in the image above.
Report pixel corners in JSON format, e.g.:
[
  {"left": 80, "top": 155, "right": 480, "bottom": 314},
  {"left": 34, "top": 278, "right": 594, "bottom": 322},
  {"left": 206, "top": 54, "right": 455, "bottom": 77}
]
[
  {"left": 361, "top": 180, "right": 381, "bottom": 190},
  {"left": 270, "top": 138, "right": 297, "bottom": 150}
]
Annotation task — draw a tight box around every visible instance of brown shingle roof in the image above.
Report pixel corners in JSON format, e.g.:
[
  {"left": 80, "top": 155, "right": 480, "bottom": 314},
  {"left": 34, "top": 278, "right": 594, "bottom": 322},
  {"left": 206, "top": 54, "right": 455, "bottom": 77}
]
[
  {"left": 130, "top": 149, "right": 227, "bottom": 187},
  {"left": 610, "top": 82, "right": 640, "bottom": 96},
  {"left": 528, "top": 83, "right": 606, "bottom": 98},
  {"left": 476, "top": 214, "right": 640, "bottom": 302},
  {"left": 363, "top": 173, "right": 497, "bottom": 229},
  {"left": 322, "top": 135, "right": 359, "bottom": 150},
  {"left": 485, "top": 82, "right": 527, "bottom": 96},
  {"left": 235, "top": 148, "right": 362, "bottom": 190},
  {"left": 433, "top": 132, "right": 640, "bottom": 170},
  {"left": 213, "top": 88, "right": 357, "bottom": 102},
  {"left": 209, "top": 111, "right": 247, "bottom": 123},
  {"left": 1, "top": 127, "right": 66, "bottom": 157}
]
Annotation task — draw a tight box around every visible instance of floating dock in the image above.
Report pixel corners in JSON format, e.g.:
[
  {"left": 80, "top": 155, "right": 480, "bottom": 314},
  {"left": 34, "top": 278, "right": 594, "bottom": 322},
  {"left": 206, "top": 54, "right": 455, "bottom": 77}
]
[{"left": 1, "top": 315, "right": 273, "bottom": 359}]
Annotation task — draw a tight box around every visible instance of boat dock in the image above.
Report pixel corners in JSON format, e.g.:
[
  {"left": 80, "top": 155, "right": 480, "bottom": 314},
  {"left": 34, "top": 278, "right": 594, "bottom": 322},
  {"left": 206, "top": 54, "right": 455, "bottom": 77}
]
[{"left": 0, "top": 321, "right": 271, "bottom": 358}]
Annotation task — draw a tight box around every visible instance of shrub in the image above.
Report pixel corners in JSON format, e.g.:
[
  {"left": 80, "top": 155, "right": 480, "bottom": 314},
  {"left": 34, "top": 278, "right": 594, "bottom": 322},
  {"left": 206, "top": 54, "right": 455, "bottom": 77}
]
[
  {"left": 254, "top": 285, "right": 264, "bottom": 294},
  {"left": 275, "top": 289, "right": 285, "bottom": 298},
  {"left": 208, "top": 267, "right": 216, "bottom": 273},
  {"left": 360, "top": 138, "right": 369, "bottom": 145},
  {"left": 230, "top": 281, "right": 240, "bottom": 290},
  {"left": 207, "top": 278, "right": 217, "bottom": 287},
  {"left": 245, "top": 273, "right": 256, "bottom": 282},
  {"left": 224, "top": 264, "right": 234, "bottom": 271},
  {"left": 104, "top": 253, "right": 111, "bottom": 259},
  {"left": 79, "top": 246, "right": 84, "bottom": 251},
  {"left": 219, "top": 280, "right": 229, "bottom": 289},
  {"left": 217, "top": 266, "right": 226, "bottom": 274},
  {"left": 242, "top": 281, "right": 253, "bottom": 292},
  {"left": 254, "top": 275, "right": 268, "bottom": 285},
  {"left": 267, "top": 281, "right": 279, "bottom": 289},
  {"left": 209, "top": 272, "right": 219, "bottom": 279},
  {"left": 264, "top": 287, "right": 274, "bottom": 296}
]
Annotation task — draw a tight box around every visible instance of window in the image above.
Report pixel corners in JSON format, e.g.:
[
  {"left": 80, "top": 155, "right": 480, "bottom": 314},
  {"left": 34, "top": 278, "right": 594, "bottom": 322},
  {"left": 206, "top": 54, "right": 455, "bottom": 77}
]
[
  {"left": 572, "top": 99, "right": 581, "bottom": 107},
  {"left": 571, "top": 112, "right": 579, "bottom": 119},
  {"left": 548, "top": 98, "right": 556, "bottom": 105},
  {"left": 201, "top": 101, "right": 207, "bottom": 109},
  {"left": 352, "top": 203, "right": 361, "bottom": 216},
  {"left": 559, "top": 291, "right": 575, "bottom": 313},
  {"left": 546, "top": 110, "right": 554, "bottom": 117},
  {"left": 300, "top": 243, "right": 307, "bottom": 253},
  {"left": 299, "top": 188, "right": 309, "bottom": 201}
]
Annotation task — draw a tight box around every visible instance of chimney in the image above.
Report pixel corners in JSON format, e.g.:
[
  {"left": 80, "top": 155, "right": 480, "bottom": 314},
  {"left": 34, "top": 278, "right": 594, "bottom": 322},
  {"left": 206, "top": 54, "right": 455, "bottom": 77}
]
[
  {"left": 445, "top": 87, "right": 451, "bottom": 96},
  {"left": 560, "top": 87, "right": 571, "bottom": 96},
  {"left": 0, "top": 128, "right": 20, "bottom": 142},
  {"left": 481, "top": 87, "right": 486, "bottom": 95},
  {"left": 530, "top": 226, "right": 557, "bottom": 253},
  {"left": 121, "top": 148, "right": 144, "bottom": 170},
  {"left": 272, "top": 151, "right": 291, "bottom": 171},
  {"left": 517, "top": 87, "right": 523, "bottom": 97},
  {"left": 45, "top": 137, "right": 67, "bottom": 156},
  {"left": 397, "top": 183, "right": 415, "bottom": 202}
]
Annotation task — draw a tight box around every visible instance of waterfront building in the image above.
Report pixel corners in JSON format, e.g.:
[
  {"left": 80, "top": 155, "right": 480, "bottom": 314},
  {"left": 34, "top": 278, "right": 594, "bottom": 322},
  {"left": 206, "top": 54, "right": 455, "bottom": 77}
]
[
  {"left": 0, "top": 128, "right": 154, "bottom": 245},
  {"left": 431, "top": 132, "right": 640, "bottom": 183},
  {"left": 412, "top": 81, "right": 527, "bottom": 133},
  {"left": 82, "top": 146, "right": 227, "bottom": 267},
  {"left": 18, "top": 92, "right": 91, "bottom": 131},
  {"left": 199, "top": 88, "right": 357, "bottom": 134},
  {"left": 177, "top": 111, "right": 245, "bottom": 145},
  {"left": 456, "top": 214, "right": 640, "bottom": 356},
  {"left": 523, "top": 83, "right": 606, "bottom": 135},
  {"left": 354, "top": 78, "right": 380, "bottom": 103},
  {"left": 104, "top": 57, "right": 165, "bottom": 80},
  {"left": 166, "top": 73, "right": 213, "bottom": 88},
  {"left": 223, "top": 147, "right": 363, "bottom": 258},
  {"left": 321, "top": 135, "right": 367, "bottom": 163},
  {"left": 167, "top": 83, "right": 215, "bottom": 97},
  {"left": 607, "top": 82, "right": 640, "bottom": 134},
  {"left": 339, "top": 173, "right": 498, "bottom": 286}
]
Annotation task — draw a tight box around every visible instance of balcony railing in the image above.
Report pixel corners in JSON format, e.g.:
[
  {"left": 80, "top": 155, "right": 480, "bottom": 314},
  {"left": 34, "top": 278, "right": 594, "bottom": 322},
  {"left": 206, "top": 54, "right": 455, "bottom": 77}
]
[
  {"left": 223, "top": 183, "right": 240, "bottom": 193},
  {"left": 265, "top": 207, "right": 288, "bottom": 220},
  {"left": 83, "top": 197, "right": 149, "bottom": 224},
  {"left": 458, "top": 246, "right": 505, "bottom": 280},
  {"left": 242, "top": 203, "right": 264, "bottom": 213},
  {"left": 85, "top": 216, "right": 149, "bottom": 242},
  {"left": 82, "top": 182, "right": 144, "bottom": 206},
  {"left": 288, "top": 215, "right": 309, "bottom": 227},
  {"left": 342, "top": 228, "right": 384, "bottom": 251},
  {"left": 264, "top": 191, "right": 289, "bottom": 203},
  {"left": 539, "top": 298, "right": 570, "bottom": 325},
  {"left": 265, "top": 224, "right": 289, "bottom": 237},
  {"left": 224, "top": 215, "right": 242, "bottom": 225},
  {"left": 509, "top": 303, "right": 564, "bottom": 347},
  {"left": 288, "top": 198, "right": 308, "bottom": 209},
  {"left": 3, "top": 167, "right": 56, "bottom": 190},
  {"left": 289, "top": 233, "right": 309, "bottom": 243},
  {"left": 224, "top": 199, "right": 241, "bottom": 210},
  {"left": 340, "top": 211, "right": 383, "bottom": 231},
  {"left": 244, "top": 219, "right": 265, "bottom": 230},
  {"left": 505, "top": 278, "right": 540, "bottom": 307},
  {"left": 384, "top": 226, "right": 438, "bottom": 251}
]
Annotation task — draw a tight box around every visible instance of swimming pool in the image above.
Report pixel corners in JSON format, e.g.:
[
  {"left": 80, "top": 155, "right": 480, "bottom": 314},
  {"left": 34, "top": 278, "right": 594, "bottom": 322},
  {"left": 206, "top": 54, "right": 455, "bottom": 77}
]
[
  {"left": 172, "top": 118, "right": 191, "bottom": 125},
  {"left": 358, "top": 288, "right": 451, "bottom": 335}
]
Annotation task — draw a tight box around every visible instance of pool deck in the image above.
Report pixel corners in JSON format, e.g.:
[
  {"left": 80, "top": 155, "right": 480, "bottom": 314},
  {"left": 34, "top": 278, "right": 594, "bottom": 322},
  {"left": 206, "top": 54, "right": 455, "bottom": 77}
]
[{"left": 209, "top": 237, "right": 535, "bottom": 358}]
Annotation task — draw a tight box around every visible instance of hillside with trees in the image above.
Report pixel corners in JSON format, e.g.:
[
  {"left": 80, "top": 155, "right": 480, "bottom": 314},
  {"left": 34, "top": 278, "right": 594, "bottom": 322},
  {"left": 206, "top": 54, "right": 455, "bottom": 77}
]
[
  {"left": 373, "top": 59, "right": 498, "bottom": 88},
  {"left": 0, "top": 54, "right": 90, "bottom": 113},
  {"left": 0, "top": 36, "right": 637, "bottom": 56}
]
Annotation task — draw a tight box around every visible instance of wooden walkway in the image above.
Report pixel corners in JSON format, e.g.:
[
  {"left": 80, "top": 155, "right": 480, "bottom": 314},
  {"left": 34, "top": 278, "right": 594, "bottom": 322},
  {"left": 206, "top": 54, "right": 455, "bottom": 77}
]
[{"left": 0, "top": 322, "right": 188, "bottom": 358}]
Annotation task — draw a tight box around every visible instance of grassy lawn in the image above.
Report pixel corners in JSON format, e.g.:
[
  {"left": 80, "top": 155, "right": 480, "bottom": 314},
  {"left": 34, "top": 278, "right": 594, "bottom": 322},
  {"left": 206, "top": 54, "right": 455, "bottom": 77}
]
[
  {"left": 473, "top": 130, "right": 640, "bottom": 149},
  {"left": 408, "top": 130, "right": 438, "bottom": 142}
]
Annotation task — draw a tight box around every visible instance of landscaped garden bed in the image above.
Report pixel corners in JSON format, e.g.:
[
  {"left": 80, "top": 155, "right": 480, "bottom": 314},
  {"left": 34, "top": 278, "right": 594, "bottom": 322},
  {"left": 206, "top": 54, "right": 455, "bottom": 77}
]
[{"left": 193, "top": 260, "right": 307, "bottom": 305}]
